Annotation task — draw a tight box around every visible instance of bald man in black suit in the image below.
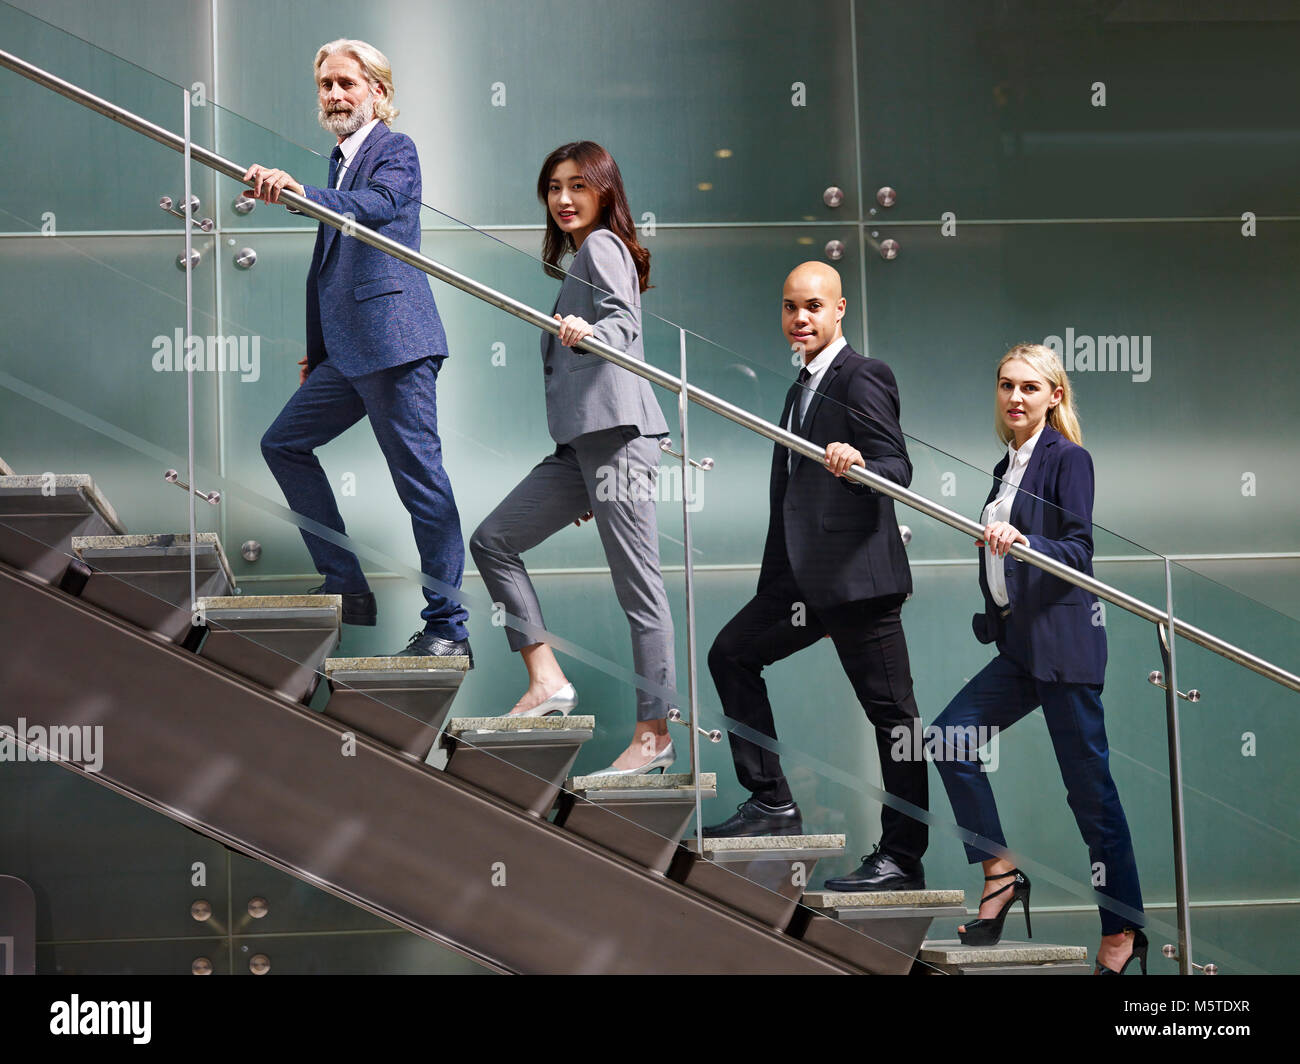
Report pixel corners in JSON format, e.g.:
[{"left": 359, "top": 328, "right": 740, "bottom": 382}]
[{"left": 703, "top": 262, "right": 928, "bottom": 892}]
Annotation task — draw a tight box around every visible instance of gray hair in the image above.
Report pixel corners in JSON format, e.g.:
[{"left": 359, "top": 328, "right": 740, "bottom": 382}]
[{"left": 314, "top": 39, "right": 398, "bottom": 123}]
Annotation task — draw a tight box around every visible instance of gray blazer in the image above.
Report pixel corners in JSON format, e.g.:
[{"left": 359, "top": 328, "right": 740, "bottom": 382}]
[{"left": 541, "top": 227, "right": 670, "bottom": 445}]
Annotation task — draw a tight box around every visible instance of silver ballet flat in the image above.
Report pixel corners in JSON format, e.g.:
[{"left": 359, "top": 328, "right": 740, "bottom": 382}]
[
  {"left": 586, "top": 739, "right": 677, "bottom": 778},
  {"left": 508, "top": 683, "right": 578, "bottom": 718}
]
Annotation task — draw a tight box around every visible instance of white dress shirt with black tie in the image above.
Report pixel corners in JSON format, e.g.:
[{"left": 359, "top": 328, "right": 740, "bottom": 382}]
[{"left": 786, "top": 335, "right": 847, "bottom": 473}]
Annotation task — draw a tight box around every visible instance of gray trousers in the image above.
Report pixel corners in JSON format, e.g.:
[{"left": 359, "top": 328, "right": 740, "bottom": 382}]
[{"left": 469, "top": 426, "right": 676, "bottom": 721}]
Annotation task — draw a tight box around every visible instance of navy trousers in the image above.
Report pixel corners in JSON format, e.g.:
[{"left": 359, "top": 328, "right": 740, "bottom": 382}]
[
  {"left": 260, "top": 357, "right": 468, "bottom": 641},
  {"left": 932, "top": 648, "right": 1144, "bottom": 935}
]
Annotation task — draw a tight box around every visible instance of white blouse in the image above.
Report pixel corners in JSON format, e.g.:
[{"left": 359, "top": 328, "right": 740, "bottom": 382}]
[{"left": 981, "top": 426, "right": 1044, "bottom": 607}]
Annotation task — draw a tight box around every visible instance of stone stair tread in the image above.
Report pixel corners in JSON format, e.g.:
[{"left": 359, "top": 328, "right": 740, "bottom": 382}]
[
  {"left": 0, "top": 473, "right": 126, "bottom": 532},
  {"left": 71, "top": 531, "right": 235, "bottom": 586},
  {"left": 447, "top": 715, "right": 596, "bottom": 734},
  {"left": 802, "top": 888, "right": 965, "bottom": 909},
  {"left": 326, "top": 655, "right": 470, "bottom": 674},
  {"left": 200, "top": 594, "right": 341, "bottom": 612},
  {"left": 957, "top": 961, "right": 1093, "bottom": 975},
  {"left": 73, "top": 531, "right": 219, "bottom": 550},
  {"left": 570, "top": 771, "right": 717, "bottom": 791},
  {"left": 697, "top": 833, "right": 846, "bottom": 852},
  {"left": 919, "top": 939, "right": 1087, "bottom": 965}
]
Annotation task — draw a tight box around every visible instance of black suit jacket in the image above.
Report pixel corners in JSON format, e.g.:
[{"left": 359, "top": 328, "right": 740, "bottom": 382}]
[{"left": 758, "top": 344, "right": 913, "bottom": 610}]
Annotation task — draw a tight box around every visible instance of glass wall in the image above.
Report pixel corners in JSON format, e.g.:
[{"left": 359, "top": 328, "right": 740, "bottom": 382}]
[{"left": 1, "top": 0, "right": 1296, "bottom": 974}]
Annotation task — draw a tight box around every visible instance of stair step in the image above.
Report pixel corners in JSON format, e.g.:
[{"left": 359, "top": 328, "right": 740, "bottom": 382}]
[
  {"left": 440, "top": 715, "right": 596, "bottom": 817},
  {"left": 802, "top": 888, "right": 966, "bottom": 914},
  {"left": 323, "top": 655, "right": 470, "bottom": 762},
  {"left": 569, "top": 771, "right": 716, "bottom": 797},
  {"left": 673, "top": 834, "right": 847, "bottom": 930},
  {"left": 70, "top": 532, "right": 234, "bottom": 643},
  {"left": 557, "top": 773, "right": 717, "bottom": 874},
  {"left": 918, "top": 939, "right": 1091, "bottom": 975},
  {"left": 202, "top": 594, "right": 341, "bottom": 620},
  {"left": 0, "top": 474, "right": 125, "bottom": 530},
  {"left": 446, "top": 715, "right": 595, "bottom": 734},
  {"left": 695, "top": 834, "right": 847, "bottom": 861},
  {"left": 198, "top": 595, "right": 341, "bottom": 703},
  {"left": 0, "top": 473, "right": 126, "bottom": 584},
  {"left": 791, "top": 889, "right": 968, "bottom": 976},
  {"left": 71, "top": 532, "right": 235, "bottom": 589}
]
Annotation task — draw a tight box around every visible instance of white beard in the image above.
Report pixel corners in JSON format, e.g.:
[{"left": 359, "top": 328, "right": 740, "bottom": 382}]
[{"left": 319, "top": 92, "right": 375, "bottom": 137}]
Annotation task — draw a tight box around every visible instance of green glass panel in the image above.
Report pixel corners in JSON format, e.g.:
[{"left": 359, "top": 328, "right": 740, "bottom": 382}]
[
  {"left": 1169, "top": 559, "right": 1300, "bottom": 974},
  {"left": 856, "top": 0, "right": 1300, "bottom": 220},
  {"left": 0, "top": 0, "right": 216, "bottom": 232},
  {"left": 863, "top": 221, "right": 1300, "bottom": 557},
  {"left": 216, "top": 0, "right": 858, "bottom": 225},
  {"left": 0, "top": 760, "right": 231, "bottom": 942}
]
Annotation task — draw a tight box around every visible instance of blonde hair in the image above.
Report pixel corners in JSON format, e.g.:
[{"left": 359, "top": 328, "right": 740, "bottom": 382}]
[
  {"left": 995, "top": 343, "right": 1083, "bottom": 445},
  {"left": 314, "top": 39, "right": 398, "bottom": 124}
]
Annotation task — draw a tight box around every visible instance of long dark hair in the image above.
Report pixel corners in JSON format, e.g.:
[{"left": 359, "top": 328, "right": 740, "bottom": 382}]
[{"left": 537, "top": 141, "right": 651, "bottom": 293}]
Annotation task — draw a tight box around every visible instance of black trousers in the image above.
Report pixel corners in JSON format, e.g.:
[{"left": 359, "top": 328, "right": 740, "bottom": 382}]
[{"left": 707, "top": 569, "right": 928, "bottom": 864}]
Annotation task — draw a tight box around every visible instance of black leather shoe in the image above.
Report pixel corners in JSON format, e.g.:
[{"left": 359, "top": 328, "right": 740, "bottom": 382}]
[
  {"left": 702, "top": 797, "right": 803, "bottom": 838},
  {"left": 823, "top": 844, "right": 925, "bottom": 892},
  {"left": 307, "top": 584, "right": 376, "bottom": 627},
  {"left": 392, "top": 629, "right": 473, "bottom": 666}
]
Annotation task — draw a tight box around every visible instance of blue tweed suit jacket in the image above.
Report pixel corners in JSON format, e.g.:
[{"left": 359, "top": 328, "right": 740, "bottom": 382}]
[{"left": 301, "top": 122, "right": 448, "bottom": 378}]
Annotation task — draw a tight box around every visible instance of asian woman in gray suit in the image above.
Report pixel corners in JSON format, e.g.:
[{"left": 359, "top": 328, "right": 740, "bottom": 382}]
[{"left": 470, "top": 142, "right": 677, "bottom": 776}]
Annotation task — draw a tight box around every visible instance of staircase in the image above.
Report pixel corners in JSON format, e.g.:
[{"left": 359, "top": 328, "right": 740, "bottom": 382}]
[{"left": 0, "top": 461, "right": 1040, "bottom": 975}]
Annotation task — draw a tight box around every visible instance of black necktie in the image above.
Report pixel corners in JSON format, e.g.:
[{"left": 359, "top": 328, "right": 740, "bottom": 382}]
[
  {"left": 328, "top": 145, "right": 344, "bottom": 188},
  {"left": 786, "top": 367, "right": 812, "bottom": 473},
  {"left": 790, "top": 367, "right": 812, "bottom": 437}
]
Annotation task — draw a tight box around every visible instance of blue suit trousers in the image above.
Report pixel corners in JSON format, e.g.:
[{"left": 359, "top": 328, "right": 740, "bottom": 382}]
[
  {"left": 260, "top": 357, "right": 468, "bottom": 641},
  {"left": 932, "top": 647, "right": 1144, "bottom": 935}
]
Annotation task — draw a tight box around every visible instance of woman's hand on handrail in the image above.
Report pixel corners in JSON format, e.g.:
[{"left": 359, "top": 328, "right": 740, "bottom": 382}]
[
  {"left": 977, "top": 520, "right": 1028, "bottom": 556},
  {"left": 554, "top": 313, "right": 594, "bottom": 348}
]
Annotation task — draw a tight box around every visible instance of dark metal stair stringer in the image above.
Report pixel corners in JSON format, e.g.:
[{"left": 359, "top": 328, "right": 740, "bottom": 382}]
[{"left": 0, "top": 563, "right": 857, "bottom": 975}]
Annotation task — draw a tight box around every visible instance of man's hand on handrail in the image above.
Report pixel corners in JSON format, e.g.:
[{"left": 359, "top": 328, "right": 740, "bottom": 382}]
[
  {"left": 823, "top": 441, "right": 864, "bottom": 478},
  {"left": 242, "top": 163, "right": 304, "bottom": 205}
]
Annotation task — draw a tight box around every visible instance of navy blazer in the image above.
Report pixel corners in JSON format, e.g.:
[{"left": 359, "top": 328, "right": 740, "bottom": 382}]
[
  {"left": 301, "top": 122, "right": 448, "bottom": 379},
  {"left": 973, "top": 424, "right": 1107, "bottom": 685},
  {"left": 758, "top": 344, "right": 913, "bottom": 610}
]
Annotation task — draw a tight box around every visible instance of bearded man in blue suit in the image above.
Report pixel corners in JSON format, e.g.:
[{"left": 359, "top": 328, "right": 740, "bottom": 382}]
[{"left": 243, "top": 38, "right": 469, "bottom": 659}]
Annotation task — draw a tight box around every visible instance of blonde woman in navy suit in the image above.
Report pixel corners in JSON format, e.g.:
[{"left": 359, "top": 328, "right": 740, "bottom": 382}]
[
  {"left": 932, "top": 343, "right": 1147, "bottom": 975},
  {"left": 471, "top": 142, "right": 676, "bottom": 776}
]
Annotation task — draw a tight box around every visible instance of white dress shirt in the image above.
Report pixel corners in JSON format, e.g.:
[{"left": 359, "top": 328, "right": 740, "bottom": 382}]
[
  {"left": 333, "top": 118, "right": 381, "bottom": 188},
  {"left": 981, "top": 425, "right": 1044, "bottom": 607},
  {"left": 786, "top": 335, "right": 847, "bottom": 473}
]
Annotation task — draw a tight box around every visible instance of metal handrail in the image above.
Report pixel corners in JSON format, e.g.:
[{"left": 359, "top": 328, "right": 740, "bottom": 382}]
[{"left": 2, "top": 46, "right": 1296, "bottom": 696}]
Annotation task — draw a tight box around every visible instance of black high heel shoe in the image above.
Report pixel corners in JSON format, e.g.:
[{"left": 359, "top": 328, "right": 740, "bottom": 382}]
[
  {"left": 1094, "top": 928, "right": 1149, "bottom": 975},
  {"left": 957, "top": 868, "right": 1032, "bottom": 946}
]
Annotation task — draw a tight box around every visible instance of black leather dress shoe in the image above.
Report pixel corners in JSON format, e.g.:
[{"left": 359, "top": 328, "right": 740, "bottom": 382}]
[
  {"left": 393, "top": 629, "right": 473, "bottom": 666},
  {"left": 307, "top": 584, "right": 376, "bottom": 627},
  {"left": 823, "top": 845, "right": 925, "bottom": 891},
  {"left": 702, "top": 797, "right": 803, "bottom": 838}
]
